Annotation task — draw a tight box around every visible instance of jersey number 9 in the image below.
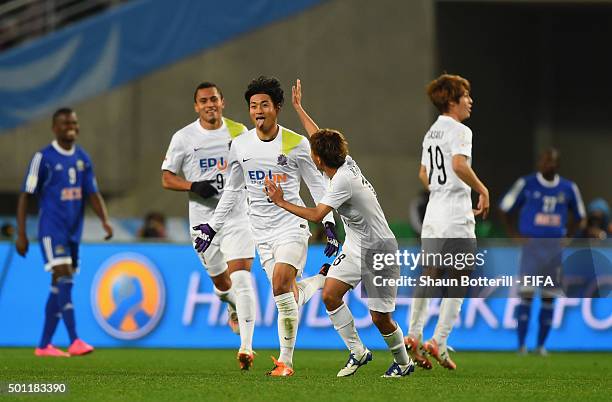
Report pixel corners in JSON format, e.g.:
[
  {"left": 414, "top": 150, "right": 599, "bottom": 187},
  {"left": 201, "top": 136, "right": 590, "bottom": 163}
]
[{"left": 215, "top": 173, "right": 224, "bottom": 190}]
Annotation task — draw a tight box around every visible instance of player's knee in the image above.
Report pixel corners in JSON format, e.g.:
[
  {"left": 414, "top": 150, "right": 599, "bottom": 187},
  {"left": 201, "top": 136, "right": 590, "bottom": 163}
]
[
  {"left": 272, "top": 282, "right": 292, "bottom": 296},
  {"left": 321, "top": 289, "right": 342, "bottom": 311},
  {"left": 51, "top": 265, "right": 73, "bottom": 284},
  {"left": 211, "top": 270, "right": 232, "bottom": 292},
  {"left": 370, "top": 311, "right": 393, "bottom": 330}
]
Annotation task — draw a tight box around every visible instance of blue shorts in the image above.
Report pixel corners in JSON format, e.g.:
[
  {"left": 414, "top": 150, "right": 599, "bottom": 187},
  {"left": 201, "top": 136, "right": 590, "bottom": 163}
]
[{"left": 38, "top": 234, "right": 80, "bottom": 271}]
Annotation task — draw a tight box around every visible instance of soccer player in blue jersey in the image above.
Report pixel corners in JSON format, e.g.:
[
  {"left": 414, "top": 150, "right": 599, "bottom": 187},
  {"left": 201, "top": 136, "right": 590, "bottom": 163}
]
[
  {"left": 16, "top": 108, "right": 113, "bottom": 357},
  {"left": 500, "top": 148, "right": 586, "bottom": 355}
]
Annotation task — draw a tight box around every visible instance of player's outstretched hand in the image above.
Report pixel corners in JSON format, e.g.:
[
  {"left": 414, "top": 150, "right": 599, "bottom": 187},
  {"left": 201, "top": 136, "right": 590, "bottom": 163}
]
[
  {"left": 323, "top": 222, "right": 340, "bottom": 257},
  {"left": 102, "top": 221, "right": 114, "bottom": 240},
  {"left": 473, "top": 192, "right": 490, "bottom": 219},
  {"left": 264, "top": 177, "right": 284, "bottom": 204},
  {"left": 190, "top": 180, "right": 219, "bottom": 199},
  {"left": 292, "top": 79, "right": 302, "bottom": 111},
  {"left": 192, "top": 224, "right": 216, "bottom": 253},
  {"left": 16, "top": 234, "right": 28, "bottom": 256}
]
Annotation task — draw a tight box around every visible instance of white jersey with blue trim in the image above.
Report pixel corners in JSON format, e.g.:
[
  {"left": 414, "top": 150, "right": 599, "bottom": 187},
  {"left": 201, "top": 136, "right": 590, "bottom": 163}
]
[
  {"left": 162, "top": 117, "right": 248, "bottom": 224},
  {"left": 210, "top": 125, "right": 334, "bottom": 243}
]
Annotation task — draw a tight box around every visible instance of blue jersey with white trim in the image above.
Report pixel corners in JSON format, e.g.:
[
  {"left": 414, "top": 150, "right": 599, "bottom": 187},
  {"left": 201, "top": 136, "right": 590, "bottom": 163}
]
[
  {"left": 499, "top": 173, "right": 585, "bottom": 238},
  {"left": 21, "top": 141, "right": 98, "bottom": 242}
]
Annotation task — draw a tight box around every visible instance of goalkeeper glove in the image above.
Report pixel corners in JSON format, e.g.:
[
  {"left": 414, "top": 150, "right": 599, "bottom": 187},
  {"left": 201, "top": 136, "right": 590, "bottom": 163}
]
[
  {"left": 323, "top": 222, "right": 340, "bottom": 257},
  {"left": 190, "top": 181, "right": 218, "bottom": 199},
  {"left": 193, "top": 224, "right": 216, "bottom": 253}
]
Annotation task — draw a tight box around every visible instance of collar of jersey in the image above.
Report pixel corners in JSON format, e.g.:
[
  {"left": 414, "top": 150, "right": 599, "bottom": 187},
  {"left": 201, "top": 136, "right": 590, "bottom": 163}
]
[
  {"left": 536, "top": 172, "right": 560, "bottom": 188},
  {"left": 52, "top": 140, "right": 75, "bottom": 156},
  {"left": 194, "top": 118, "right": 226, "bottom": 134}
]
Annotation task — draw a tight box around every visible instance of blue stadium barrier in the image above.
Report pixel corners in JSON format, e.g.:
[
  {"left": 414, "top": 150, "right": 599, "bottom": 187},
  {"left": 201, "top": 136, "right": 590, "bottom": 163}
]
[
  {"left": 0, "top": 0, "right": 323, "bottom": 131},
  {"left": 0, "top": 242, "right": 610, "bottom": 350}
]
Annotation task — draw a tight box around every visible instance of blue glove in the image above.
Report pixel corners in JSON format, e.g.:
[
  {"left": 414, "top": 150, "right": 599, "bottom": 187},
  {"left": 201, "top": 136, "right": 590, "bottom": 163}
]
[
  {"left": 193, "top": 224, "right": 216, "bottom": 253},
  {"left": 323, "top": 222, "right": 340, "bottom": 257}
]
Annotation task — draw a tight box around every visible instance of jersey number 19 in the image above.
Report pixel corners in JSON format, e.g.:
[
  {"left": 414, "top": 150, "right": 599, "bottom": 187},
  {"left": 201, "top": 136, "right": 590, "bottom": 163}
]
[{"left": 427, "top": 145, "right": 447, "bottom": 185}]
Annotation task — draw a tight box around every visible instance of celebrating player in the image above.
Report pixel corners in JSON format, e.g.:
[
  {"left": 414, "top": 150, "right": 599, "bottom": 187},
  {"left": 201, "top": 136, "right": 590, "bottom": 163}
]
[
  {"left": 500, "top": 148, "right": 586, "bottom": 355},
  {"left": 192, "top": 76, "right": 340, "bottom": 376},
  {"left": 262, "top": 79, "right": 414, "bottom": 378},
  {"left": 405, "top": 74, "right": 490, "bottom": 370},
  {"left": 16, "top": 108, "right": 113, "bottom": 357},
  {"left": 161, "top": 82, "right": 257, "bottom": 369}
]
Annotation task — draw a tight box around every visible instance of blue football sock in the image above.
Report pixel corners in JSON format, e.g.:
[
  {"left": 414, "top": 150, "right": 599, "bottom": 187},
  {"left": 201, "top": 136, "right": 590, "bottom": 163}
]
[
  {"left": 38, "top": 286, "right": 61, "bottom": 348},
  {"left": 537, "top": 300, "right": 555, "bottom": 347},
  {"left": 57, "top": 277, "right": 78, "bottom": 343},
  {"left": 516, "top": 299, "right": 532, "bottom": 348}
]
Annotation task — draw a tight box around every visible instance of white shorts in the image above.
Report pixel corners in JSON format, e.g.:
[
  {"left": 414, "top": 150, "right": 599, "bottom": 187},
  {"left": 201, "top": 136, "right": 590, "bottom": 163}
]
[
  {"left": 191, "top": 219, "right": 255, "bottom": 277},
  {"left": 421, "top": 221, "right": 475, "bottom": 239},
  {"left": 327, "top": 245, "right": 397, "bottom": 314},
  {"left": 257, "top": 237, "right": 308, "bottom": 283},
  {"left": 423, "top": 191, "right": 475, "bottom": 239}
]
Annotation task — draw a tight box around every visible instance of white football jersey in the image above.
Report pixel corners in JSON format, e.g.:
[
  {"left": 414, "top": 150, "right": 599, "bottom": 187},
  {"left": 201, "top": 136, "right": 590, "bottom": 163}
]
[
  {"left": 320, "top": 156, "right": 395, "bottom": 250},
  {"left": 161, "top": 117, "right": 249, "bottom": 224},
  {"left": 209, "top": 125, "right": 333, "bottom": 243},
  {"left": 421, "top": 115, "right": 475, "bottom": 229}
]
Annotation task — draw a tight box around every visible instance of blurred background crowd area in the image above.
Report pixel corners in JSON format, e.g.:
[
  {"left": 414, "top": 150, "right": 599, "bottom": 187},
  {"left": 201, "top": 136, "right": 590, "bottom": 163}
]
[{"left": 0, "top": 0, "right": 611, "bottom": 243}]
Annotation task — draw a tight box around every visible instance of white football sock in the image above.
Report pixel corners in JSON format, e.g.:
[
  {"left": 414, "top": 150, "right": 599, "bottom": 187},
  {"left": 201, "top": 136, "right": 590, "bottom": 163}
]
[
  {"left": 275, "top": 292, "right": 299, "bottom": 367},
  {"left": 297, "top": 274, "right": 325, "bottom": 306},
  {"left": 214, "top": 283, "right": 236, "bottom": 310},
  {"left": 382, "top": 324, "right": 410, "bottom": 366},
  {"left": 230, "top": 270, "right": 255, "bottom": 353},
  {"left": 433, "top": 297, "right": 463, "bottom": 353},
  {"left": 327, "top": 303, "right": 366, "bottom": 357},
  {"left": 409, "top": 297, "right": 430, "bottom": 340}
]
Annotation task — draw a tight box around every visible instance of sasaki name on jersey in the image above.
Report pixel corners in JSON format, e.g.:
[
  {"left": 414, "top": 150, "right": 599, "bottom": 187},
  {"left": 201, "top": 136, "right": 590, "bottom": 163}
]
[
  {"left": 199, "top": 157, "right": 227, "bottom": 172},
  {"left": 248, "top": 170, "right": 288, "bottom": 184}
]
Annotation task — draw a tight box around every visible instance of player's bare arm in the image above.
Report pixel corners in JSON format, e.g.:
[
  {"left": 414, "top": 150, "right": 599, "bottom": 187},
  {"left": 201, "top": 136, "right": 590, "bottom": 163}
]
[
  {"left": 292, "top": 79, "right": 319, "bottom": 137},
  {"left": 264, "top": 177, "right": 332, "bottom": 223},
  {"left": 162, "top": 169, "right": 217, "bottom": 199},
  {"left": 15, "top": 192, "right": 31, "bottom": 256},
  {"left": 88, "top": 193, "right": 113, "bottom": 240},
  {"left": 418, "top": 164, "right": 429, "bottom": 191},
  {"left": 452, "top": 154, "right": 489, "bottom": 219},
  {"left": 161, "top": 170, "right": 192, "bottom": 191}
]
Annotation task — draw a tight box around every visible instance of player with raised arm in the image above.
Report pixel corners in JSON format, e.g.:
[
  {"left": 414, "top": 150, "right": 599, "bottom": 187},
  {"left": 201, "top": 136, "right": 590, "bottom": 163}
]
[
  {"left": 16, "top": 108, "right": 113, "bottom": 357},
  {"left": 192, "top": 76, "right": 340, "bottom": 377},
  {"left": 161, "top": 82, "right": 257, "bottom": 370},
  {"left": 405, "top": 74, "right": 490, "bottom": 370},
  {"left": 500, "top": 148, "right": 586, "bottom": 356},
  {"left": 263, "top": 79, "right": 415, "bottom": 378}
]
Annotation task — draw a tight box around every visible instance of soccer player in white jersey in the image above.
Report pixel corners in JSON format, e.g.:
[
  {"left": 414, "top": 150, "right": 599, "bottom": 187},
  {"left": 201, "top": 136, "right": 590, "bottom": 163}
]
[
  {"left": 161, "top": 82, "right": 257, "bottom": 370},
  {"left": 263, "top": 79, "right": 414, "bottom": 378},
  {"left": 192, "top": 76, "right": 340, "bottom": 377},
  {"left": 405, "top": 74, "right": 490, "bottom": 370}
]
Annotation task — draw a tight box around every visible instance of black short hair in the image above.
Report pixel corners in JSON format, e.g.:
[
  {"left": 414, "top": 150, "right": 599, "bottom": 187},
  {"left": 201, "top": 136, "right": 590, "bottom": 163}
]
[
  {"left": 52, "top": 107, "right": 74, "bottom": 123},
  {"left": 244, "top": 76, "right": 284, "bottom": 107},
  {"left": 193, "top": 82, "right": 223, "bottom": 102}
]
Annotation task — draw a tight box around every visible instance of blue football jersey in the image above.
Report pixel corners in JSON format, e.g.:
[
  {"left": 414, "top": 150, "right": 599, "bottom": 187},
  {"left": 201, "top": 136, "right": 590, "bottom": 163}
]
[
  {"left": 500, "top": 173, "right": 586, "bottom": 237},
  {"left": 22, "top": 141, "right": 98, "bottom": 242}
]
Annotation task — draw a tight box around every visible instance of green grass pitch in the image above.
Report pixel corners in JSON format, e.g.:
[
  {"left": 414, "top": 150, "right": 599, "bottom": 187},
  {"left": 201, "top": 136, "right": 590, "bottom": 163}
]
[{"left": 1, "top": 348, "right": 610, "bottom": 401}]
